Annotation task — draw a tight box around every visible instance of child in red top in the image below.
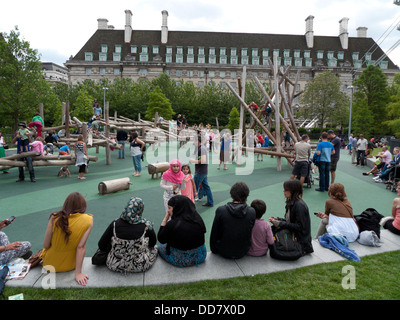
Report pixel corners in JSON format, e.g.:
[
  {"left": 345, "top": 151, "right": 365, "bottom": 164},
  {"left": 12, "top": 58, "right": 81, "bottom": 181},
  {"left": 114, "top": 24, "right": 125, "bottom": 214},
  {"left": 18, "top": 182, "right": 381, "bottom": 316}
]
[{"left": 181, "top": 164, "right": 197, "bottom": 203}]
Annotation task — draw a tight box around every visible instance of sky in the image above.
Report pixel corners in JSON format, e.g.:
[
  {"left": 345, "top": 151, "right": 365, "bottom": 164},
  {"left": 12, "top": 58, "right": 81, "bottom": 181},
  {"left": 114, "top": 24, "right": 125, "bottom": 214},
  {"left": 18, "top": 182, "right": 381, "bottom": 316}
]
[{"left": 1, "top": 0, "right": 400, "bottom": 67}]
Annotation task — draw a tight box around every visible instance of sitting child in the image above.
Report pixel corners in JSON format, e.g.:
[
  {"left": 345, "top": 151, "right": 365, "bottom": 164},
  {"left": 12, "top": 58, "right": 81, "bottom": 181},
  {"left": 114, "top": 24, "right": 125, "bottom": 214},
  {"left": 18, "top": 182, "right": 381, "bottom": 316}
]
[{"left": 247, "top": 199, "right": 274, "bottom": 256}]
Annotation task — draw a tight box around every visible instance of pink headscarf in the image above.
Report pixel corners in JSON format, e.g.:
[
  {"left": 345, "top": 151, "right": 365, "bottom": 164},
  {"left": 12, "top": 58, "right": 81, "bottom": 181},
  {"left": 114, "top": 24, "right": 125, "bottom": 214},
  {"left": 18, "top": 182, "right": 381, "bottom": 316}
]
[{"left": 162, "top": 159, "right": 185, "bottom": 184}]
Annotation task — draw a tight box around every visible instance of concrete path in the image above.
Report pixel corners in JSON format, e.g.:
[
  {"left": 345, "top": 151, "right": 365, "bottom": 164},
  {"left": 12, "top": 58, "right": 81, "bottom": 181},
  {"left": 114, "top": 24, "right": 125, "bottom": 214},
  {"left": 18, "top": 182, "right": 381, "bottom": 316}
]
[{"left": 6, "top": 230, "right": 399, "bottom": 289}]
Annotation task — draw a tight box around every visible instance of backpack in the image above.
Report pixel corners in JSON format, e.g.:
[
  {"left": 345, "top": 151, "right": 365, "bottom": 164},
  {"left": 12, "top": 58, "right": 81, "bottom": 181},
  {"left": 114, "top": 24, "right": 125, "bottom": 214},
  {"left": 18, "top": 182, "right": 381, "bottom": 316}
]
[
  {"left": 269, "top": 228, "right": 303, "bottom": 261},
  {"left": 354, "top": 208, "right": 384, "bottom": 238},
  {"left": 0, "top": 266, "right": 9, "bottom": 300}
]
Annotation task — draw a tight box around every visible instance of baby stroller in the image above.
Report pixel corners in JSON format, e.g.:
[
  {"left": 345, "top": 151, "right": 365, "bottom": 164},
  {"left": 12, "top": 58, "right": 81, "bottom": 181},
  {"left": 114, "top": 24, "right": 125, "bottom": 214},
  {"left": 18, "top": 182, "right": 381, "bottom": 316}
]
[
  {"left": 386, "top": 165, "right": 400, "bottom": 192},
  {"left": 296, "top": 159, "right": 314, "bottom": 188}
]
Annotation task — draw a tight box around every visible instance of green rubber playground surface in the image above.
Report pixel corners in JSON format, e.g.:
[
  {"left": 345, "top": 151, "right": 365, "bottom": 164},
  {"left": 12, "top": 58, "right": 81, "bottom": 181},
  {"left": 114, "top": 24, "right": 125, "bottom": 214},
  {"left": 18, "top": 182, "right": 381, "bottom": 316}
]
[{"left": 0, "top": 143, "right": 396, "bottom": 256}]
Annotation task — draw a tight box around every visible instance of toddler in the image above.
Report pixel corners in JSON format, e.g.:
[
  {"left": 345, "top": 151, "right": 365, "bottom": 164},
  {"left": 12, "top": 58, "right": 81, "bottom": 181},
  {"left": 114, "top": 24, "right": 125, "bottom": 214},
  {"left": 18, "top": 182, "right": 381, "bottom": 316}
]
[{"left": 180, "top": 164, "right": 197, "bottom": 203}]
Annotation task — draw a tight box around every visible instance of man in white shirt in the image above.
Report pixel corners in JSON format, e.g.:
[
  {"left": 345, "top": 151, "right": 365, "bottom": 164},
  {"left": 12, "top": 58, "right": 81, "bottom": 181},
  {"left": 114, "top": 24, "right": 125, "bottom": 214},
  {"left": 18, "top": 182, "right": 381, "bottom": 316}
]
[
  {"left": 290, "top": 134, "right": 311, "bottom": 184},
  {"left": 356, "top": 134, "right": 368, "bottom": 167}
]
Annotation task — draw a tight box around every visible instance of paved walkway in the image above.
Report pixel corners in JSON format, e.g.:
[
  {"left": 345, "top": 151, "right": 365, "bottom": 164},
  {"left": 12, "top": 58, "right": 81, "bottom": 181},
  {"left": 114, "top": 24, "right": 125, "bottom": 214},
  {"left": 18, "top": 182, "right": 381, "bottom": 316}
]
[{"left": 6, "top": 229, "right": 400, "bottom": 289}]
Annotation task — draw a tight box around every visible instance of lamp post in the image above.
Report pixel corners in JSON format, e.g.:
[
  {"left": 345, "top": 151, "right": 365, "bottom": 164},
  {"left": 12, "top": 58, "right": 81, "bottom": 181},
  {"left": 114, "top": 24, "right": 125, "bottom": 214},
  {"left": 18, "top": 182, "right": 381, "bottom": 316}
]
[
  {"left": 347, "top": 85, "right": 354, "bottom": 139},
  {"left": 102, "top": 87, "right": 108, "bottom": 120}
]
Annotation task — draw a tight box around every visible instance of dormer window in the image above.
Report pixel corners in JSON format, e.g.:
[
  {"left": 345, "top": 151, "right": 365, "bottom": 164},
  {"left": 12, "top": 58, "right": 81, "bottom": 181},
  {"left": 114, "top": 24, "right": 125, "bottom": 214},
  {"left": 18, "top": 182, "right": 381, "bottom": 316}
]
[
  {"left": 101, "top": 45, "right": 108, "bottom": 53},
  {"left": 115, "top": 45, "right": 122, "bottom": 53},
  {"left": 85, "top": 52, "right": 93, "bottom": 61},
  {"left": 352, "top": 52, "right": 359, "bottom": 60},
  {"left": 337, "top": 51, "right": 344, "bottom": 60},
  {"left": 131, "top": 46, "right": 137, "bottom": 54},
  {"left": 317, "top": 50, "right": 324, "bottom": 59}
]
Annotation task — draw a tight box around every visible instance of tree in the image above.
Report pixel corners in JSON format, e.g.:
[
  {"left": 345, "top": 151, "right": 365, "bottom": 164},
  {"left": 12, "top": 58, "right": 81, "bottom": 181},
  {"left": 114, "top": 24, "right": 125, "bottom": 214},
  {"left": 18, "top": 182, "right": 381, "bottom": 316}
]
[
  {"left": 352, "top": 65, "right": 390, "bottom": 136},
  {"left": 227, "top": 107, "right": 240, "bottom": 133},
  {"left": 385, "top": 74, "right": 400, "bottom": 136},
  {"left": 299, "top": 71, "right": 349, "bottom": 128},
  {"left": 145, "top": 85, "right": 174, "bottom": 120},
  {"left": 72, "top": 89, "right": 94, "bottom": 121},
  {"left": 0, "top": 27, "right": 56, "bottom": 130}
]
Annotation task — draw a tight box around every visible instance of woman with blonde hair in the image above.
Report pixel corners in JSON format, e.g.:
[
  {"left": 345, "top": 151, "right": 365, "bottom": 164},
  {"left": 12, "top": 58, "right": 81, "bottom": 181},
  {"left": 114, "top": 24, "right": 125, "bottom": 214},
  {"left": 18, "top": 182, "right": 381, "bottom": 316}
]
[
  {"left": 41, "top": 192, "right": 93, "bottom": 286},
  {"left": 315, "top": 183, "right": 359, "bottom": 242}
]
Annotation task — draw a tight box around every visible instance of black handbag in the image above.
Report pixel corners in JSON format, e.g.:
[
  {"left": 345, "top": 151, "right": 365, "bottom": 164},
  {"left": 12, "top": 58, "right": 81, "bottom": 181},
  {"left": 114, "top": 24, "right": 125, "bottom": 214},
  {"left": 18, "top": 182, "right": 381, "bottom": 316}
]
[
  {"left": 91, "top": 249, "right": 108, "bottom": 265},
  {"left": 269, "top": 228, "right": 303, "bottom": 261}
]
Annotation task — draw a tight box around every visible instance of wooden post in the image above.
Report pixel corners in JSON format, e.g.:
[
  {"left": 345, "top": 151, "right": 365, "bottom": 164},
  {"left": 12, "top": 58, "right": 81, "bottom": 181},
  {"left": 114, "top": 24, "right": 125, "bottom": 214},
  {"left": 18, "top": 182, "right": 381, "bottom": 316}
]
[
  {"left": 65, "top": 101, "right": 70, "bottom": 139},
  {"left": 105, "top": 101, "right": 111, "bottom": 165},
  {"left": 273, "top": 57, "right": 282, "bottom": 171}
]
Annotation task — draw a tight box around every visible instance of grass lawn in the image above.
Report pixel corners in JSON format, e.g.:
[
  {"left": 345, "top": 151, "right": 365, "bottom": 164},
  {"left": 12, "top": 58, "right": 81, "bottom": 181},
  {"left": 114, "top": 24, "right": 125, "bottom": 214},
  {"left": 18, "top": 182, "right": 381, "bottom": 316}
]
[{"left": 3, "top": 251, "right": 399, "bottom": 300}]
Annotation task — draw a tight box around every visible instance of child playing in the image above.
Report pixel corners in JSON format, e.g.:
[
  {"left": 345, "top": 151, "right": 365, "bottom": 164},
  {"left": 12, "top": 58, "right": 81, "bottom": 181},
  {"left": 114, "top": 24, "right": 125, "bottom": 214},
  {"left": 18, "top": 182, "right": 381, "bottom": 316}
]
[
  {"left": 247, "top": 199, "right": 274, "bottom": 256},
  {"left": 180, "top": 164, "right": 197, "bottom": 203},
  {"left": 160, "top": 159, "right": 185, "bottom": 213},
  {"left": 30, "top": 136, "right": 44, "bottom": 155},
  {"left": 18, "top": 121, "right": 31, "bottom": 152},
  {"left": 58, "top": 166, "right": 71, "bottom": 178}
]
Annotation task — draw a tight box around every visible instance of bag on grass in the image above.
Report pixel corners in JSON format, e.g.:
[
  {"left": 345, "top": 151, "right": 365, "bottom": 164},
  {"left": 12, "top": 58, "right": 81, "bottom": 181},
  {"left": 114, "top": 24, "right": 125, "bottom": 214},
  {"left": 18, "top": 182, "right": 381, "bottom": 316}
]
[{"left": 269, "top": 228, "right": 303, "bottom": 261}]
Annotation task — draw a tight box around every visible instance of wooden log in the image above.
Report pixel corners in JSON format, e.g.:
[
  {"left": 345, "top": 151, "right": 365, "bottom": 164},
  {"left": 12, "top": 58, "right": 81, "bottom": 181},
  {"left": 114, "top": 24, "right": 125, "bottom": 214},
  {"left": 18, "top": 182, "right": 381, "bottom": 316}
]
[
  {"left": 147, "top": 162, "right": 170, "bottom": 179},
  {"left": 241, "top": 147, "right": 294, "bottom": 159},
  {"left": 3, "top": 151, "right": 40, "bottom": 160},
  {"left": 105, "top": 101, "right": 111, "bottom": 165},
  {"left": 98, "top": 177, "right": 132, "bottom": 195}
]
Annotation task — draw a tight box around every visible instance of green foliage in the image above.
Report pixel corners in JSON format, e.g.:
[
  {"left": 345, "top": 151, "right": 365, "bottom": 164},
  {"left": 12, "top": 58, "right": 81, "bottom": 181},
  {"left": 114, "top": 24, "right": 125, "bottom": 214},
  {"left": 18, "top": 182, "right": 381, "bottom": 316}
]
[
  {"left": 72, "top": 89, "right": 94, "bottom": 121},
  {"left": 145, "top": 85, "right": 174, "bottom": 120},
  {"left": 227, "top": 107, "right": 240, "bottom": 133},
  {"left": 352, "top": 65, "right": 390, "bottom": 136},
  {"left": 299, "top": 71, "right": 349, "bottom": 128}
]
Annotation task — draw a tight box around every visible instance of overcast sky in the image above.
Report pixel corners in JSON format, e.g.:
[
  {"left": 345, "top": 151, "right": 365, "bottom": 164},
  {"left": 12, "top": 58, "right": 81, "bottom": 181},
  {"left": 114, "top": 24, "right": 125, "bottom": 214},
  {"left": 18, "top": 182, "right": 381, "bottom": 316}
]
[{"left": 1, "top": 0, "right": 400, "bottom": 67}]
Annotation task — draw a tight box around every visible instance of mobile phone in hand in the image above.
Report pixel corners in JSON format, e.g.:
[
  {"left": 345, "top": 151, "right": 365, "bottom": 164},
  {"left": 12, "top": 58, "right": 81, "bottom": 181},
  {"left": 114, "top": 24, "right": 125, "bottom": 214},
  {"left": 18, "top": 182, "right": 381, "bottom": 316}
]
[{"left": 5, "top": 216, "right": 15, "bottom": 225}]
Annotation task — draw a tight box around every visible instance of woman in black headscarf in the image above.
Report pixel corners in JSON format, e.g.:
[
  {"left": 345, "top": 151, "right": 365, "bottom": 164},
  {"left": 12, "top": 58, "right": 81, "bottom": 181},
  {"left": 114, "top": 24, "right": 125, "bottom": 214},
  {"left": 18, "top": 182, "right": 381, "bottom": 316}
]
[{"left": 158, "top": 195, "right": 207, "bottom": 267}]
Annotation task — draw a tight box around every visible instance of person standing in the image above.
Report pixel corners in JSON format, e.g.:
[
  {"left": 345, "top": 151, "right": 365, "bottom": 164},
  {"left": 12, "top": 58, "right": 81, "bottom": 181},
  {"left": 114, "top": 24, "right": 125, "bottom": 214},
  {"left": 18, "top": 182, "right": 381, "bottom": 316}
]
[
  {"left": 190, "top": 135, "right": 214, "bottom": 207},
  {"left": 129, "top": 132, "right": 145, "bottom": 177},
  {"left": 315, "top": 132, "right": 334, "bottom": 192},
  {"left": 356, "top": 134, "right": 368, "bottom": 167},
  {"left": 327, "top": 130, "right": 341, "bottom": 185},
  {"left": 290, "top": 134, "right": 311, "bottom": 184},
  {"left": 12, "top": 128, "right": 36, "bottom": 183},
  {"left": 351, "top": 134, "right": 358, "bottom": 164},
  {"left": 116, "top": 129, "right": 128, "bottom": 159},
  {"left": 74, "top": 135, "right": 89, "bottom": 180}
]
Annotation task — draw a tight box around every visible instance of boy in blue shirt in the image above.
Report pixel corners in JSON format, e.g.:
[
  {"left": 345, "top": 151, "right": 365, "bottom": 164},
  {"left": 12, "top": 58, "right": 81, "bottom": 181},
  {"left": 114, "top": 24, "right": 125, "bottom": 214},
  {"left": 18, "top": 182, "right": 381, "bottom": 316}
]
[{"left": 315, "top": 132, "right": 335, "bottom": 192}]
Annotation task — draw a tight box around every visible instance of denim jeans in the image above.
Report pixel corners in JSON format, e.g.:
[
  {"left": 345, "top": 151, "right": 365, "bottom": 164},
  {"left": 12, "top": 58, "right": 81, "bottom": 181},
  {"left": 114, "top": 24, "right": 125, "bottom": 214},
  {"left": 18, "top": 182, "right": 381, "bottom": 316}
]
[
  {"left": 318, "top": 161, "right": 330, "bottom": 191},
  {"left": 132, "top": 154, "right": 142, "bottom": 172},
  {"left": 118, "top": 140, "right": 125, "bottom": 158},
  {"left": 357, "top": 150, "right": 366, "bottom": 166},
  {"left": 18, "top": 157, "right": 35, "bottom": 181},
  {"left": 379, "top": 164, "right": 393, "bottom": 181},
  {"left": 194, "top": 173, "right": 214, "bottom": 205}
]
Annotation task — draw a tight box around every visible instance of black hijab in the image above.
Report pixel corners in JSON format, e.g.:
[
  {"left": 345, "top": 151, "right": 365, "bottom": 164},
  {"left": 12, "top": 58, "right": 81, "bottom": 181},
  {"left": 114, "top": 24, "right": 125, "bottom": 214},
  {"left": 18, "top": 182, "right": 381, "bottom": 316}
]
[{"left": 168, "top": 195, "right": 206, "bottom": 233}]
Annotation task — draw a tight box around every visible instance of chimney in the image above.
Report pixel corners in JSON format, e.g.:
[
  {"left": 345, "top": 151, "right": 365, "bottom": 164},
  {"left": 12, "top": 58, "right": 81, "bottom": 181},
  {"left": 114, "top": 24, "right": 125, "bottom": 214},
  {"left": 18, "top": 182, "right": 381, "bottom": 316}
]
[
  {"left": 305, "top": 15, "right": 314, "bottom": 49},
  {"left": 97, "top": 18, "right": 109, "bottom": 30},
  {"left": 357, "top": 27, "right": 368, "bottom": 38},
  {"left": 339, "top": 17, "right": 349, "bottom": 50},
  {"left": 125, "top": 10, "right": 133, "bottom": 43},
  {"left": 161, "top": 10, "right": 169, "bottom": 44}
]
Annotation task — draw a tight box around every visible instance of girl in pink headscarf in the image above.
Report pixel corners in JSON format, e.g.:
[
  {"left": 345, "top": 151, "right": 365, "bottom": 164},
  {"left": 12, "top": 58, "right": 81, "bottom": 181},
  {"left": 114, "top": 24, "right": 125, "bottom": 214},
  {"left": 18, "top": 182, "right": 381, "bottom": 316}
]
[{"left": 160, "top": 159, "right": 185, "bottom": 213}]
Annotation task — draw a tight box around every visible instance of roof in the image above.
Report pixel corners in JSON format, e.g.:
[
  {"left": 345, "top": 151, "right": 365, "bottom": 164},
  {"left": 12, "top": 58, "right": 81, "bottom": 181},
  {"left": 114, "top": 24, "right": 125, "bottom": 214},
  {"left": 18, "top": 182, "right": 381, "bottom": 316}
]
[{"left": 69, "top": 29, "right": 398, "bottom": 70}]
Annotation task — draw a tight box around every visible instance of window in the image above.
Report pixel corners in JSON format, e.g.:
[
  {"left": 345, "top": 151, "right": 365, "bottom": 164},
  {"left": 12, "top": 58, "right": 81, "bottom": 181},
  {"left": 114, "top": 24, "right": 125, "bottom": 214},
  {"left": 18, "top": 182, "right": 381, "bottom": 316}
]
[
  {"left": 101, "top": 45, "right": 108, "bottom": 53},
  {"left": 115, "top": 45, "right": 122, "bottom": 53},
  {"left": 263, "top": 58, "right": 269, "bottom": 66},
  {"left": 365, "top": 52, "right": 372, "bottom": 61},
  {"left": 220, "top": 47, "right": 226, "bottom": 56},
  {"left": 352, "top": 52, "right": 359, "bottom": 60},
  {"left": 241, "top": 56, "right": 249, "bottom": 65},
  {"left": 231, "top": 48, "right": 237, "bottom": 56},
  {"left": 220, "top": 71, "right": 225, "bottom": 78},
  {"left": 153, "top": 46, "right": 159, "bottom": 54},
  {"left": 188, "top": 47, "right": 194, "bottom": 55},
  {"left": 166, "top": 55, "right": 172, "bottom": 63},
  {"left": 327, "top": 51, "right": 334, "bottom": 59},
  {"left": 209, "top": 47, "right": 215, "bottom": 55},
  {"left": 230, "top": 56, "right": 238, "bottom": 65},
  {"left": 100, "top": 68, "right": 106, "bottom": 75},
  {"left": 380, "top": 61, "right": 388, "bottom": 70},
  {"left": 337, "top": 51, "right": 344, "bottom": 60},
  {"left": 131, "top": 45, "right": 137, "bottom": 54},
  {"left": 252, "top": 48, "right": 258, "bottom": 57},
  {"left": 305, "top": 58, "right": 312, "bottom": 67},
  {"left": 99, "top": 53, "right": 107, "bottom": 62},
  {"left": 138, "top": 68, "right": 148, "bottom": 75},
  {"left": 198, "top": 71, "right": 204, "bottom": 77},
  {"left": 187, "top": 55, "right": 194, "bottom": 63},
  {"left": 176, "top": 47, "right": 183, "bottom": 54},
  {"left": 209, "top": 71, "right": 215, "bottom": 78},
  {"left": 317, "top": 50, "right": 324, "bottom": 59},
  {"left": 187, "top": 70, "right": 194, "bottom": 78},
  {"left": 284, "top": 49, "right": 290, "bottom": 58},
  {"left": 176, "top": 54, "right": 183, "bottom": 63},
  {"left": 273, "top": 49, "right": 279, "bottom": 57},
  {"left": 304, "top": 50, "right": 311, "bottom": 58},
  {"left": 176, "top": 70, "right": 182, "bottom": 77},
  {"left": 220, "top": 56, "right": 227, "bottom": 64},
  {"left": 284, "top": 57, "right": 292, "bottom": 66},
  {"left": 113, "top": 68, "right": 120, "bottom": 75},
  {"left": 198, "top": 47, "right": 205, "bottom": 55},
  {"left": 198, "top": 55, "right": 205, "bottom": 64},
  {"left": 294, "top": 50, "right": 300, "bottom": 58},
  {"left": 230, "top": 71, "right": 236, "bottom": 78},
  {"left": 328, "top": 59, "right": 337, "bottom": 67},
  {"left": 354, "top": 60, "right": 362, "bottom": 68},
  {"left": 166, "top": 47, "right": 173, "bottom": 54},
  {"left": 113, "top": 53, "right": 121, "bottom": 62},
  {"left": 139, "top": 54, "right": 148, "bottom": 62},
  {"left": 294, "top": 58, "right": 303, "bottom": 67},
  {"left": 252, "top": 57, "right": 260, "bottom": 65},
  {"left": 85, "top": 52, "right": 93, "bottom": 61},
  {"left": 141, "top": 46, "right": 148, "bottom": 54},
  {"left": 209, "top": 55, "right": 216, "bottom": 64},
  {"left": 241, "top": 48, "right": 248, "bottom": 56},
  {"left": 85, "top": 68, "right": 92, "bottom": 75},
  {"left": 262, "top": 49, "right": 269, "bottom": 57}
]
